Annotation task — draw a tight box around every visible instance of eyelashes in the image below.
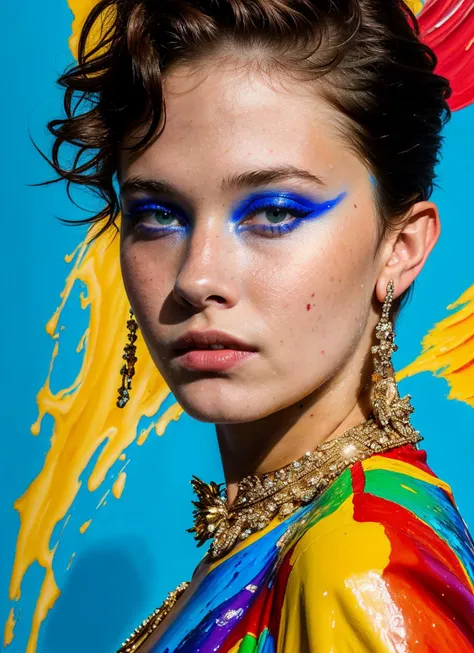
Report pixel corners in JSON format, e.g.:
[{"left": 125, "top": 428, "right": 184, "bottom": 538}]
[
  {"left": 233, "top": 191, "right": 345, "bottom": 236},
  {"left": 123, "top": 203, "right": 185, "bottom": 237},
  {"left": 123, "top": 190, "right": 346, "bottom": 239}
]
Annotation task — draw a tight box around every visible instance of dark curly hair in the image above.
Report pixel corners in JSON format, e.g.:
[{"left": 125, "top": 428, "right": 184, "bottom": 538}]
[{"left": 38, "top": 0, "right": 451, "bottom": 316}]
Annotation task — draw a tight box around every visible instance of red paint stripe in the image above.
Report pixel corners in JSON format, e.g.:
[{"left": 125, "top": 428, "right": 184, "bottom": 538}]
[
  {"left": 350, "top": 461, "right": 366, "bottom": 493},
  {"left": 385, "top": 526, "right": 474, "bottom": 647},
  {"left": 353, "top": 492, "right": 474, "bottom": 645},
  {"left": 269, "top": 542, "right": 298, "bottom": 637},
  {"left": 377, "top": 444, "right": 438, "bottom": 477},
  {"left": 353, "top": 492, "right": 472, "bottom": 591},
  {"left": 220, "top": 578, "right": 276, "bottom": 649},
  {"left": 419, "top": 0, "right": 474, "bottom": 111}
]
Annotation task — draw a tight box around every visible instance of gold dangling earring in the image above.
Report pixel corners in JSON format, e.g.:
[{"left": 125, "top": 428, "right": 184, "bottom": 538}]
[
  {"left": 370, "top": 280, "right": 420, "bottom": 441},
  {"left": 117, "top": 308, "right": 138, "bottom": 408}
]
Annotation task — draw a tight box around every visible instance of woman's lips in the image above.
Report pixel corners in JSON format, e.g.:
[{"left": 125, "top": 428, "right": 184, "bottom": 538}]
[{"left": 173, "top": 348, "right": 258, "bottom": 371}]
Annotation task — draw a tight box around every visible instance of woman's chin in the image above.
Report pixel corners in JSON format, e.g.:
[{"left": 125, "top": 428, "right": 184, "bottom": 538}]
[{"left": 174, "top": 393, "right": 268, "bottom": 424}]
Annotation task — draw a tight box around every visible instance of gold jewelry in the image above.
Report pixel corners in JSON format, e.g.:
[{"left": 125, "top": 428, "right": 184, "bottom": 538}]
[
  {"left": 117, "top": 308, "right": 138, "bottom": 408},
  {"left": 187, "top": 279, "right": 420, "bottom": 561},
  {"left": 371, "top": 279, "right": 418, "bottom": 439},
  {"left": 116, "top": 581, "right": 190, "bottom": 653},
  {"left": 187, "top": 416, "right": 421, "bottom": 560}
]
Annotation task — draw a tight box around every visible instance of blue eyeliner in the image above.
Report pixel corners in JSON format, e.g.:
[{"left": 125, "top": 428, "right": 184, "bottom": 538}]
[
  {"left": 123, "top": 200, "right": 189, "bottom": 237},
  {"left": 123, "top": 189, "right": 346, "bottom": 238},
  {"left": 231, "top": 190, "right": 346, "bottom": 235}
]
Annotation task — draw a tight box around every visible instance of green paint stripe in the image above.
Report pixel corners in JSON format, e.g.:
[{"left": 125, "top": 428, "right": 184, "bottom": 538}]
[
  {"left": 238, "top": 633, "right": 258, "bottom": 652},
  {"left": 302, "top": 467, "right": 354, "bottom": 531}
]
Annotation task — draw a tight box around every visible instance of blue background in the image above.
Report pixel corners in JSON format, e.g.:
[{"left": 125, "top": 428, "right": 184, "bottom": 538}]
[{"left": 2, "top": 1, "right": 473, "bottom": 652}]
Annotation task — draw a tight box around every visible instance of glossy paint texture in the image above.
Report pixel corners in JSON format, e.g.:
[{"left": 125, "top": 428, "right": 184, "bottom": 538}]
[
  {"left": 417, "top": 0, "right": 474, "bottom": 111},
  {"left": 151, "top": 445, "right": 474, "bottom": 652}
]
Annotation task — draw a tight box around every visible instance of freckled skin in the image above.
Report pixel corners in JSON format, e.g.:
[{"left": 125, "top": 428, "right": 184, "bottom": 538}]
[{"left": 119, "top": 59, "right": 385, "bottom": 440}]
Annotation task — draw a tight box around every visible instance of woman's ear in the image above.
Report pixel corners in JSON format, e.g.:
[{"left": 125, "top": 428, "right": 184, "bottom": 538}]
[{"left": 376, "top": 201, "right": 441, "bottom": 303}]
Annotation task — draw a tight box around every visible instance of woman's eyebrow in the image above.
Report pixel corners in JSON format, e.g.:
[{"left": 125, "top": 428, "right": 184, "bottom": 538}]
[
  {"left": 221, "top": 166, "right": 327, "bottom": 192},
  {"left": 120, "top": 176, "right": 180, "bottom": 197},
  {"left": 119, "top": 166, "right": 327, "bottom": 198}
]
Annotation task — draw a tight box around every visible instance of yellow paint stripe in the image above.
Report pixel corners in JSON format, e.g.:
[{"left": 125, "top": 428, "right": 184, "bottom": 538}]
[
  {"left": 278, "top": 507, "right": 396, "bottom": 652},
  {"left": 400, "top": 484, "right": 418, "bottom": 494}
]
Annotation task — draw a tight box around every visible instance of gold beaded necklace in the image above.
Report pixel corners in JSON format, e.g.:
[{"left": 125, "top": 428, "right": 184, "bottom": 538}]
[{"left": 186, "top": 413, "right": 421, "bottom": 560}]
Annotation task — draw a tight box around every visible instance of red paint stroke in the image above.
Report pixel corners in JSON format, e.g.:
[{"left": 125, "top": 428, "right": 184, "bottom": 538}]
[
  {"left": 353, "top": 492, "right": 474, "bottom": 646},
  {"left": 377, "top": 444, "right": 438, "bottom": 477},
  {"left": 350, "top": 460, "right": 366, "bottom": 493},
  {"left": 419, "top": 0, "right": 474, "bottom": 110}
]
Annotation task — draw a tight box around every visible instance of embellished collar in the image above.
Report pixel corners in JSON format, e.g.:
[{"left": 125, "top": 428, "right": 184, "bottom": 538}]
[{"left": 187, "top": 414, "right": 422, "bottom": 560}]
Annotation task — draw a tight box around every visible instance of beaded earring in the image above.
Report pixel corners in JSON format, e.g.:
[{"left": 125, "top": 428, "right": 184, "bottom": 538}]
[
  {"left": 117, "top": 308, "right": 138, "bottom": 408},
  {"left": 370, "top": 279, "right": 418, "bottom": 439}
]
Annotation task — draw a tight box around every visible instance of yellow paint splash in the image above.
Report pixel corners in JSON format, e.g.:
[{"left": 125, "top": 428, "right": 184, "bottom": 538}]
[
  {"left": 7, "top": 222, "right": 183, "bottom": 652},
  {"left": 404, "top": 0, "right": 424, "bottom": 14},
  {"left": 67, "top": 0, "right": 117, "bottom": 63},
  {"left": 66, "top": 553, "right": 75, "bottom": 572},
  {"left": 112, "top": 471, "right": 127, "bottom": 499},
  {"left": 96, "top": 488, "right": 110, "bottom": 509},
  {"left": 398, "top": 284, "right": 474, "bottom": 407},
  {"left": 3, "top": 608, "right": 16, "bottom": 647},
  {"left": 79, "top": 519, "right": 92, "bottom": 534}
]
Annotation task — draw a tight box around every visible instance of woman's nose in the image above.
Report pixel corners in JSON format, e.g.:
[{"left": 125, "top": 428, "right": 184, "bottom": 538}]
[{"left": 172, "top": 221, "right": 240, "bottom": 310}]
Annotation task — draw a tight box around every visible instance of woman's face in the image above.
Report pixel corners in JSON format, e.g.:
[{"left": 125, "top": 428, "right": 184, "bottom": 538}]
[{"left": 119, "top": 59, "right": 383, "bottom": 423}]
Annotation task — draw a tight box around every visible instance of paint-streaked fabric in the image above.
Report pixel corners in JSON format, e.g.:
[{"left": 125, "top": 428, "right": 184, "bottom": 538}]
[{"left": 151, "top": 445, "right": 474, "bottom": 652}]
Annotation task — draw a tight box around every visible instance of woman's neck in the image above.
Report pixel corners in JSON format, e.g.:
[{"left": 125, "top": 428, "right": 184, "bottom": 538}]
[{"left": 216, "top": 371, "right": 372, "bottom": 508}]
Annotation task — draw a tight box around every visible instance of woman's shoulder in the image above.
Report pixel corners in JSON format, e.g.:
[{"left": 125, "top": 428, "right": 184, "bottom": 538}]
[
  {"left": 276, "top": 445, "right": 474, "bottom": 651},
  {"left": 292, "top": 444, "right": 474, "bottom": 583}
]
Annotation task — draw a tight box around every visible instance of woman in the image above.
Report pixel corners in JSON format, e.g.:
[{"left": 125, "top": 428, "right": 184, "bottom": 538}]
[{"left": 44, "top": 0, "right": 474, "bottom": 650}]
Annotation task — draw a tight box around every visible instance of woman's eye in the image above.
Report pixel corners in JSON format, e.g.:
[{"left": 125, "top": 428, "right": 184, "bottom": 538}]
[
  {"left": 256, "top": 208, "right": 295, "bottom": 224},
  {"left": 124, "top": 204, "right": 186, "bottom": 235},
  {"left": 239, "top": 203, "right": 310, "bottom": 236},
  {"left": 150, "top": 209, "right": 175, "bottom": 225},
  {"left": 136, "top": 208, "right": 178, "bottom": 225}
]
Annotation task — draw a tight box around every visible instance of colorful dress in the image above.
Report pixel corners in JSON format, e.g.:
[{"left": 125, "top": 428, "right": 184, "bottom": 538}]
[{"left": 148, "top": 444, "right": 474, "bottom": 652}]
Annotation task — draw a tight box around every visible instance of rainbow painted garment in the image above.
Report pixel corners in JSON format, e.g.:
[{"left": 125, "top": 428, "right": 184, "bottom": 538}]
[{"left": 151, "top": 444, "right": 474, "bottom": 651}]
